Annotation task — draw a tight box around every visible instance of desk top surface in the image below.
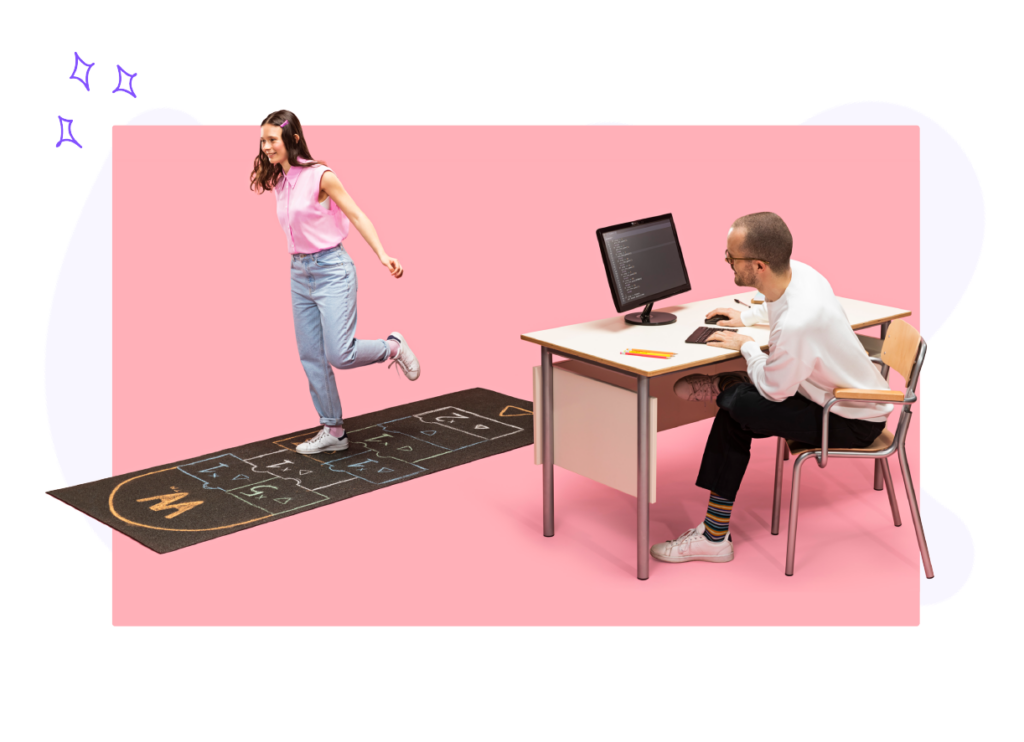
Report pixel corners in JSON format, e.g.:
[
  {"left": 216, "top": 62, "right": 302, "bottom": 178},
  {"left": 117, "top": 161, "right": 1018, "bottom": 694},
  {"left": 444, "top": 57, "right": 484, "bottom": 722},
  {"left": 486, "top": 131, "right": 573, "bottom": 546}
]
[{"left": 520, "top": 291, "right": 911, "bottom": 377}]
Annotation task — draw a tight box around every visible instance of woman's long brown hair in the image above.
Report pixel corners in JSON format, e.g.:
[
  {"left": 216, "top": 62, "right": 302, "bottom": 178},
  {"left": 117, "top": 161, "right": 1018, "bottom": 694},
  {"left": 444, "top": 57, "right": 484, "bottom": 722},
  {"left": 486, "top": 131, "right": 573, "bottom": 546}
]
[{"left": 250, "top": 110, "right": 326, "bottom": 194}]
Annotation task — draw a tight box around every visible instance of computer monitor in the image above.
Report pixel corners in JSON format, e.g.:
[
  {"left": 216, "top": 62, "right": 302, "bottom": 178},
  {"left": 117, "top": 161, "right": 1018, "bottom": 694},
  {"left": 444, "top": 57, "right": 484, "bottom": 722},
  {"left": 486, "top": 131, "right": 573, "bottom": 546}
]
[{"left": 596, "top": 213, "right": 691, "bottom": 325}]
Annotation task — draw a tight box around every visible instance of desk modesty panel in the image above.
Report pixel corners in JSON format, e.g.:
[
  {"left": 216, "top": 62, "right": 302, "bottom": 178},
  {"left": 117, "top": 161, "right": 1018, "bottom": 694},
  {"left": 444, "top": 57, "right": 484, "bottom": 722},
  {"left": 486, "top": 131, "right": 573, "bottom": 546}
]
[
  {"left": 531, "top": 356, "right": 749, "bottom": 501},
  {"left": 521, "top": 292, "right": 912, "bottom": 377},
  {"left": 532, "top": 364, "right": 659, "bottom": 501}
]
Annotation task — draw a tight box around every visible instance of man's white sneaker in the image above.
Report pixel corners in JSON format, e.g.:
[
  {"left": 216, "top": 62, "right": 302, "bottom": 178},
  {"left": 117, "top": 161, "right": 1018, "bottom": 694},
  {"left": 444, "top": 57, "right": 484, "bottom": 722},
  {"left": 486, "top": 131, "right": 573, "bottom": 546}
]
[
  {"left": 296, "top": 426, "right": 350, "bottom": 454},
  {"left": 673, "top": 371, "right": 750, "bottom": 403},
  {"left": 387, "top": 331, "right": 420, "bottom": 381},
  {"left": 650, "top": 523, "right": 734, "bottom": 563}
]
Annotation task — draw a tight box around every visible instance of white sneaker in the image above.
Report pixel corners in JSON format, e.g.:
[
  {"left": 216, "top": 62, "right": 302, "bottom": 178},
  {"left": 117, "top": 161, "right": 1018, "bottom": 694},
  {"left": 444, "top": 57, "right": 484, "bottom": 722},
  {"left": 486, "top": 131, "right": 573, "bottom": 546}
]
[
  {"left": 673, "top": 371, "right": 750, "bottom": 403},
  {"left": 296, "top": 426, "right": 350, "bottom": 454},
  {"left": 650, "top": 523, "right": 734, "bottom": 563},
  {"left": 387, "top": 331, "right": 420, "bottom": 381}
]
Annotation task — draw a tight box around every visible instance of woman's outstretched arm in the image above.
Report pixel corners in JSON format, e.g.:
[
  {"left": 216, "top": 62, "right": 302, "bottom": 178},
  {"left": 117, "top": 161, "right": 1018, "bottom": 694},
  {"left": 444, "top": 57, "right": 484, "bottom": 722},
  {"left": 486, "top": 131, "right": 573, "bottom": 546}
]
[{"left": 320, "top": 170, "right": 403, "bottom": 278}]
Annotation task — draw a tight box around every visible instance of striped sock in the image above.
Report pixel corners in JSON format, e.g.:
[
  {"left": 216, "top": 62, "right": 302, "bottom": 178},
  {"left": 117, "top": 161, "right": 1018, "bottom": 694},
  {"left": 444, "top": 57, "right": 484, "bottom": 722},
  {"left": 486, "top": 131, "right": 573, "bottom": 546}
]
[{"left": 703, "top": 493, "right": 734, "bottom": 542}]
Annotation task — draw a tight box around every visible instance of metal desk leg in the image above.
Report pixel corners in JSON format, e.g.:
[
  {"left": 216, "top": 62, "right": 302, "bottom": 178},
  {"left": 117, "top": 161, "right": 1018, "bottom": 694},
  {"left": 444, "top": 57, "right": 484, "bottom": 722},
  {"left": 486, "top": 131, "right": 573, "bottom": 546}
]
[
  {"left": 637, "top": 376, "right": 650, "bottom": 580},
  {"left": 874, "top": 321, "right": 891, "bottom": 491},
  {"left": 542, "top": 348, "right": 554, "bottom": 537}
]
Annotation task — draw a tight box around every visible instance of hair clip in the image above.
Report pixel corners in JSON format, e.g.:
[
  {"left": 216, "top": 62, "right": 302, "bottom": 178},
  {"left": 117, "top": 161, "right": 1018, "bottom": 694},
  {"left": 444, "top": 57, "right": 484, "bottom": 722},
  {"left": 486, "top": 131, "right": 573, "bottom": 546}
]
[{"left": 281, "top": 120, "right": 289, "bottom": 127}]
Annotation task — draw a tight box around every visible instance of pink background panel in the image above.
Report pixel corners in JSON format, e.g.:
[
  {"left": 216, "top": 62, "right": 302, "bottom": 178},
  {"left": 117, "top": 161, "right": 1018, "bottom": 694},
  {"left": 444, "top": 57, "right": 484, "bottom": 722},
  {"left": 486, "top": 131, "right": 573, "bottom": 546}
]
[{"left": 112, "top": 126, "right": 920, "bottom": 625}]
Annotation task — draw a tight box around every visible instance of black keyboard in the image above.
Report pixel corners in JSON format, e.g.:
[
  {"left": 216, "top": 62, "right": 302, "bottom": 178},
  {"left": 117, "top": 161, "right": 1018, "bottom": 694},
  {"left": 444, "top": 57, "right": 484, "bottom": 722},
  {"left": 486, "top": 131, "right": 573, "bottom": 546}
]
[{"left": 685, "top": 326, "right": 738, "bottom": 344}]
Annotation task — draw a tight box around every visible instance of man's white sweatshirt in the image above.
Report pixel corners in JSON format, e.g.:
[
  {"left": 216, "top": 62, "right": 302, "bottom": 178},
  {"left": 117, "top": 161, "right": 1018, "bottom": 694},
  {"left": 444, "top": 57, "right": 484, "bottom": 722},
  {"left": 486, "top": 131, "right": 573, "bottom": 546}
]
[{"left": 738, "top": 260, "right": 893, "bottom": 422}]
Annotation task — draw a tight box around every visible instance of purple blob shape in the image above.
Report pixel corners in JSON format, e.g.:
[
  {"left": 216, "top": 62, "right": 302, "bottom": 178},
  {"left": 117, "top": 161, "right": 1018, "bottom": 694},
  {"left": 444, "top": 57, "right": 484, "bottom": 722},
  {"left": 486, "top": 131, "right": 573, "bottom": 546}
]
[
  {"left": 918, "top": 490, "right": 973, "bottom": 605},
  {"left": 48, "top": 153, "right": 111, "bottom": 545},
  {"left": 47, "top": 108, "right": 200, "bottom": 549},
  {"left": 803, "top": 103, "right": 984, "bottom": 339},
  {"left": 804, "top": 104, "right": 980, "bottom": 606}
]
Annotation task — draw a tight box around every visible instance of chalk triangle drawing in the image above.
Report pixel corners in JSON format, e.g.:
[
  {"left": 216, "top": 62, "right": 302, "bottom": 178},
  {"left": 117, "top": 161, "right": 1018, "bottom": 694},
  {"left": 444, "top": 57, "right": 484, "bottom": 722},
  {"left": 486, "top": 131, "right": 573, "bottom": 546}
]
[
  {"left": 274, "top": 497, "right": 292, "bottom": 505},
  {"left": 378, "top": 467, "right": 393, "bottom": 474},
  {"left": 475, "top": 424, "right": 489, "bottom": 430},
  {"left": 233, "top": 474, "right": 249, "bottom": 481},
  {"left": 500, "top": 405, "right": 533, "bottom": 417},
  {"left": 399, "top": 446, "right": 413, "bottom": 452}
]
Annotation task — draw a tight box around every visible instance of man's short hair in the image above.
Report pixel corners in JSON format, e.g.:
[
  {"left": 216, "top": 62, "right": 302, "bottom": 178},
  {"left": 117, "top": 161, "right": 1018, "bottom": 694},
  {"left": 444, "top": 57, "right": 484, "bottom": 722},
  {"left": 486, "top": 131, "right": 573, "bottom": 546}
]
[{"left": 732, "top": 212, "right": 792, "bottom": 273}]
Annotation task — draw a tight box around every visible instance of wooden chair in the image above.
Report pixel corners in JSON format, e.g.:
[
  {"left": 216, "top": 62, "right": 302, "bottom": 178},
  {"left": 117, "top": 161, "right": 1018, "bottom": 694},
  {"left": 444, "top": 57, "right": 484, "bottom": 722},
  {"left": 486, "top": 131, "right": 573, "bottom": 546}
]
[{"left": 770, "top": 319, "right": 935, "bottom": 578}]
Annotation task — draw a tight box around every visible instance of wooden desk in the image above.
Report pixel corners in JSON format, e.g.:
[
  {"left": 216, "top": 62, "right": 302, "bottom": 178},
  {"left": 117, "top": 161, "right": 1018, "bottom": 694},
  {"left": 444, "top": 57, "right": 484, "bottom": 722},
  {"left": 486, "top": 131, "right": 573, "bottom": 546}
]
[{"left": 521, "top": 291, "right": 911, "bottom": 580}]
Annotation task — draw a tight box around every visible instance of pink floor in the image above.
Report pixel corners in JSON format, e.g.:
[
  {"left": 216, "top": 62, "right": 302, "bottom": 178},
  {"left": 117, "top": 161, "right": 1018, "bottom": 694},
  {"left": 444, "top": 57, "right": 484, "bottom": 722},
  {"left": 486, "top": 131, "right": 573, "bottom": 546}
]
[{"left": 112, "top": 415, "right": 921, "bottom": 625}]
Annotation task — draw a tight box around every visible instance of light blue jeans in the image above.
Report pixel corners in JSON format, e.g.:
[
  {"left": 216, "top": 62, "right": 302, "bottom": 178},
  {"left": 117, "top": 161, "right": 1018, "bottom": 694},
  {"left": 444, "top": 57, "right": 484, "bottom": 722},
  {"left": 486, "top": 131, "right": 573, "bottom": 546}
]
[{"left": 290, "top": 245, "right": 390, "bottom": 426}]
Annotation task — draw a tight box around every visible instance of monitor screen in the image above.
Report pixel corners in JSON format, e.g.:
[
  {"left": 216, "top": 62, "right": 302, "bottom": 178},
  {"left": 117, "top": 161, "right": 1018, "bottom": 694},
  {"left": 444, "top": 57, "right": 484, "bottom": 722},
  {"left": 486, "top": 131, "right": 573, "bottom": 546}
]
[{"left": 597, "top": 213, "right": 691, "bottom": 315}]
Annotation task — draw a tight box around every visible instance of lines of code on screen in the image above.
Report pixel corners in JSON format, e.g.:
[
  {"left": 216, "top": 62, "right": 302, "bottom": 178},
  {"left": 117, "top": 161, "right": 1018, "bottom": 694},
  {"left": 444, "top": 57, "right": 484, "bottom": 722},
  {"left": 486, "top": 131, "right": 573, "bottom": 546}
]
[{"left": 603, "top": 221, "right": 688, "bottom": 307}]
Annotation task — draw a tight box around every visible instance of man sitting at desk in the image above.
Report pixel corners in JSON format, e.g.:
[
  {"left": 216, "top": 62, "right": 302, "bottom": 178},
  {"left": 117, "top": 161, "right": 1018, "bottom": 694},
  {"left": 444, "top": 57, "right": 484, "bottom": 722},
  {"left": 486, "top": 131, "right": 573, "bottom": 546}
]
[{"left": 651, "top": 212, "right": 892, "bottom": 565}]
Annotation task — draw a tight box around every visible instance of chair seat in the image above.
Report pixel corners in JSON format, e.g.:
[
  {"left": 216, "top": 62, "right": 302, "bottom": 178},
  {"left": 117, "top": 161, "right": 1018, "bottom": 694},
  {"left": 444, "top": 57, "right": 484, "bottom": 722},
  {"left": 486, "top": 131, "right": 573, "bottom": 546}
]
[{"left": 787, "top": 428, "right": 894, "bottom": 456}]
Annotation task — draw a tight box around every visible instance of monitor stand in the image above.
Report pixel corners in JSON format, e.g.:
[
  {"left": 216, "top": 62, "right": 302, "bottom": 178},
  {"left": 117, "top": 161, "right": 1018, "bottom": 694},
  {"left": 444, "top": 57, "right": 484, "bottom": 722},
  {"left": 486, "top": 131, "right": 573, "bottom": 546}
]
[{"left": 625, "top": 302, "right": 677, "bottom": 326}]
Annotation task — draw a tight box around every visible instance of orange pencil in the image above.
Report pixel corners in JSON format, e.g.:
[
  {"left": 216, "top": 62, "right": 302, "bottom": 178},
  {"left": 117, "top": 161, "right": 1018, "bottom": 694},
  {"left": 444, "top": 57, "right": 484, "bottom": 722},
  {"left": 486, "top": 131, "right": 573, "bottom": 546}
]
[
  {"left": 623, "top": 348, "right": 676, "bottom": 358},
  {"left": 622, "top": 347, "right": 671, "bottom": 358},
  {"left": 626, "top": 348, "right": 675, "bottom": 356}
]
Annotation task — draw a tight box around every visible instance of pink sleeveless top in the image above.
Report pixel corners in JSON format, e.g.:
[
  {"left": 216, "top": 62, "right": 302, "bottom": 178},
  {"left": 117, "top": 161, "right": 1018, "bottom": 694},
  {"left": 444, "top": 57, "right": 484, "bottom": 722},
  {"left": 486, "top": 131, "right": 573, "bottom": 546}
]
[{"left": 273, "top": 159, "right": 351, "bottom": 254}]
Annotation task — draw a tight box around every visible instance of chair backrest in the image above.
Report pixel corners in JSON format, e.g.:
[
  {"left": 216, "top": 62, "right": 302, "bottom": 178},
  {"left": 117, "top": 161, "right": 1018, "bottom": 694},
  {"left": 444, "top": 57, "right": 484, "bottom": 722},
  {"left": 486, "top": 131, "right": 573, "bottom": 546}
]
[
  {"left": 879, "top": 320, "right": 926, "bottom": 450},
  {"left": 880, "top": 320, "right": 924, "bottom": 390}
]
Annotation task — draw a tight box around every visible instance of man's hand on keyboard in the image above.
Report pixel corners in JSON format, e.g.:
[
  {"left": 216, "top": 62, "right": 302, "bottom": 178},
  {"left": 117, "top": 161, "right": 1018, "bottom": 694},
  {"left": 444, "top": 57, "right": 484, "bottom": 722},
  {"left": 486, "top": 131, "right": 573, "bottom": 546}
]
[
  {"left": 706, "top": 330, "right": 755, "bottom": 351},
  {"left": 706, "top": 308, "right": 744, "bottom": 327}
]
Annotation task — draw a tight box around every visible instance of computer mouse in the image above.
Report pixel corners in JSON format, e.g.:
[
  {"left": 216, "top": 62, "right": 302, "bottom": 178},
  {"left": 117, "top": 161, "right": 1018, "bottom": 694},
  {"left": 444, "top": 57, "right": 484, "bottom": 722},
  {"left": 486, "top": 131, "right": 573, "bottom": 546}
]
[{"left": 705, "top": 314, "right": 730, "bottom": 325}]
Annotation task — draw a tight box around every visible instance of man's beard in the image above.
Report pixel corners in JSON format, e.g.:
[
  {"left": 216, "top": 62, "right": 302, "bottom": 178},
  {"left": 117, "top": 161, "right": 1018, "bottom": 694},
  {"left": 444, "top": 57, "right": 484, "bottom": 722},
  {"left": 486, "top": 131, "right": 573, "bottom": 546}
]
[{"left": 732, "top": 267, "right": 750, "bottom": 287}]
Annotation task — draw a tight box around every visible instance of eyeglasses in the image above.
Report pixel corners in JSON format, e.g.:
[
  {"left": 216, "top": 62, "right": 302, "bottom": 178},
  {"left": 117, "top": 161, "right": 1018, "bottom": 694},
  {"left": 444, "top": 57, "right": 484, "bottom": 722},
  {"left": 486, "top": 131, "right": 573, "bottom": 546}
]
[{"left": 724, "top": 250, "right": 770, "bottom": 266}]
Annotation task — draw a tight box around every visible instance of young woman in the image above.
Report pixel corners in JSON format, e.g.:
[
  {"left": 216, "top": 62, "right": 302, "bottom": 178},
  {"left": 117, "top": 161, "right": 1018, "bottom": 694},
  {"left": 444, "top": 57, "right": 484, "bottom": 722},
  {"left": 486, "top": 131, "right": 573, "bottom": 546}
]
[{"left": 250, "top": 109, "right": 419, "bottom": 455}]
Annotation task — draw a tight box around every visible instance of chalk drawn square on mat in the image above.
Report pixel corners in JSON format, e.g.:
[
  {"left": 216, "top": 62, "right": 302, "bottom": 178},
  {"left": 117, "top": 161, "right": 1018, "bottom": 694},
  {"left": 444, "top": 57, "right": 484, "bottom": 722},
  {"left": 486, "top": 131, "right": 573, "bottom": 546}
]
[
  {"left": 244, "top": 449, "right": 360, "bottom": 491},
  {"left": 353, "top": 428, "right": 449, "bottom": 464},
  {"left": 319, "top": 451, "right": 426, "bottom": 485},
  {"left": 414, "top": 406, "right": 524, "bottom": 441}
]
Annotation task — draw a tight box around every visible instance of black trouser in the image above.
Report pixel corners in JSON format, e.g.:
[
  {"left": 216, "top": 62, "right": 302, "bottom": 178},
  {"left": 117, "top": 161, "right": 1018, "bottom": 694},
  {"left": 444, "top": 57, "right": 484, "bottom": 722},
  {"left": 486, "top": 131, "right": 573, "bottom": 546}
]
[{"left": 695, "top": 383, "right": 886, "bottom": 502}]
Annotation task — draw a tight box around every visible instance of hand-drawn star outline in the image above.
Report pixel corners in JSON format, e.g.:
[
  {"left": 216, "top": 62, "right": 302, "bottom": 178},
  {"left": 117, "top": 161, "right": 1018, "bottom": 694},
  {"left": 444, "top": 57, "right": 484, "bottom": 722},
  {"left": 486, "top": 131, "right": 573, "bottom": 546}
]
[
  {"left": 112, "top": 65, "right": 137, "bottom": 97},
  {"left": 57, "top": 117, "right": 82, "bottom": 148},
  {"left": 69, "top": 52, "right": 94, "bottom": 91}
]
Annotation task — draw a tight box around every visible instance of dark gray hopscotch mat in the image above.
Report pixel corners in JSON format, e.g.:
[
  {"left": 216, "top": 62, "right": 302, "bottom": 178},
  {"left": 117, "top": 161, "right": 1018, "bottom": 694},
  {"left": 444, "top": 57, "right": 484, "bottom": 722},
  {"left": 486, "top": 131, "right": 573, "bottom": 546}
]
[{"left": 47, "top": 388, "right": 533, "bottom": 553}]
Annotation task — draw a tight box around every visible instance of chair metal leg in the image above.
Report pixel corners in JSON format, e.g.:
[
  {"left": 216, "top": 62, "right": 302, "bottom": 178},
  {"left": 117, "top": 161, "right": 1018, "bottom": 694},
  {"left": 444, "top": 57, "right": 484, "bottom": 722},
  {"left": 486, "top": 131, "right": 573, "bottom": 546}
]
[
  {"left": 786, "top": 453, "right": 813, "bottom": 576},
  {"left": 880, "top": 457, "right": 901, "bottom": 527},
  {"left": 896, "top": 440, "right": 935, "bottom": 579},
  {"left": 873, "top": 459, "right": 884, "bottom": 491},
  {"left": 772, "top": 437, "right": 785, "bottom": 535}
]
